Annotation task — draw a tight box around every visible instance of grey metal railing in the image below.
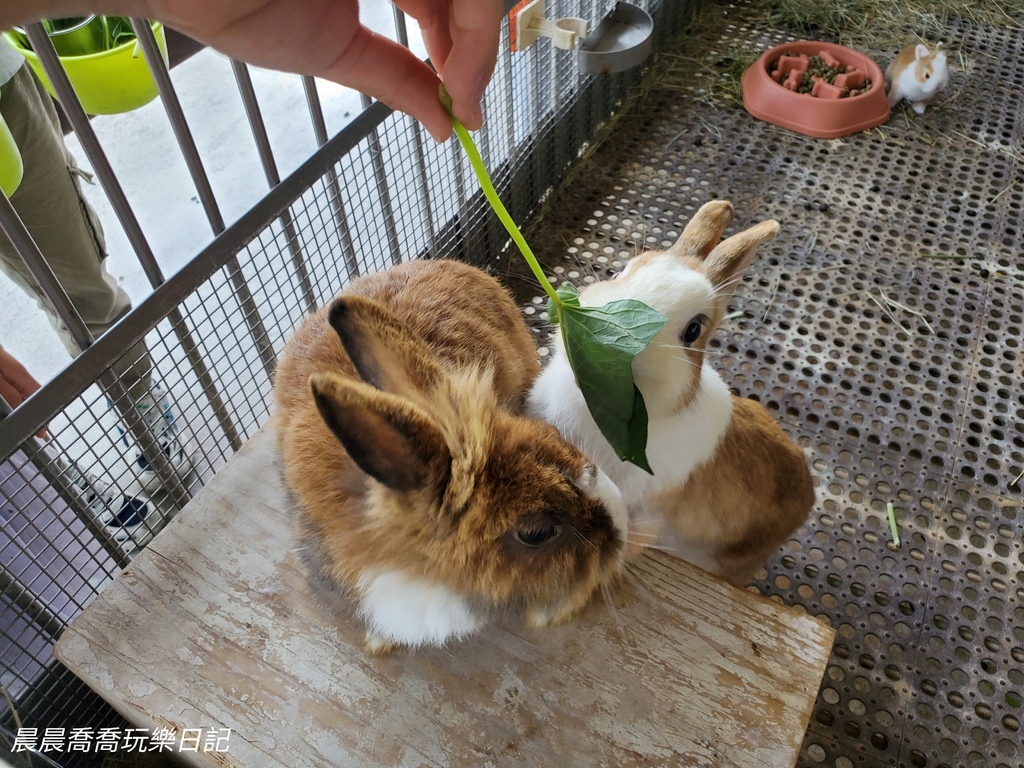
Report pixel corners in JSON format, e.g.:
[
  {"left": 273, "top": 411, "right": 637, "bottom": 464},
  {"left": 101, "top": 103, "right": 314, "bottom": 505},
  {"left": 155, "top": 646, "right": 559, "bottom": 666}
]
[
  {"left": 21, "top": 24, "right": 194, "bottom": 509},
  {"left": 301, "top": 75, "right": 361, "bottom": 280}
]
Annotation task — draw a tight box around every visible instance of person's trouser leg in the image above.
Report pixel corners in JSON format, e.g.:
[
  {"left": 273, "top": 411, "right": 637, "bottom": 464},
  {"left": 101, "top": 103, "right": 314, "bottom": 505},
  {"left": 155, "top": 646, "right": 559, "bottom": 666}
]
[{"left": 0, "top": 64, "right": 152, "bottom": 402}]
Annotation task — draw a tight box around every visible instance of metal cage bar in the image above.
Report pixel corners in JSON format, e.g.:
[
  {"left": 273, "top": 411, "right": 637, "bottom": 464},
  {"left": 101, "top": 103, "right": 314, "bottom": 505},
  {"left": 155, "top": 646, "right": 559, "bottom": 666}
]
[
  {"left": 0, "top": 394, "right": 131, "bottom": 569},
  {"left": 359, "top": 93, "right": 402, "bottom": 265},
  {"left": 231, "top": 60, "right": 318, "bottom": 315},
  {"left": 0, "top": 560, "right": 66, "bottom": 642},
  {"left": 21, "top": 23, "right": 232, "bottom": 493},
  {"left": 127, "top": 18, "right": 244, "bottom": 453},
  {"left": 391, "top": 8, "right": 438, "bottom": 257},
  {"left": 301, "top": 76, "right": 361, "bottom": 279},
  {"left": 24, "top": 22, "right": 280, "bottom": 391}
]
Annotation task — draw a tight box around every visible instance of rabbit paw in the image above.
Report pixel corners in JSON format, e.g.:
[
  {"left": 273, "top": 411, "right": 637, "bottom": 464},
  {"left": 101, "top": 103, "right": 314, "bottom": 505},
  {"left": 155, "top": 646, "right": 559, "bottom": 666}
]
[
  {"left": 527, "top": 597, "right": 588, "bottom": 629},
  {"left": 364, "top": 632, "right": 399, "bottom": 656}
]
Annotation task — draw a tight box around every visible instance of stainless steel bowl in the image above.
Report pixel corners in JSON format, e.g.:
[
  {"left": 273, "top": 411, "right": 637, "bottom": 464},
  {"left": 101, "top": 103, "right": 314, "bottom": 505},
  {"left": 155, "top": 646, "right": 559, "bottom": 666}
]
[{"left": 42, "top": 15, "right": 109, "bottom": 57}]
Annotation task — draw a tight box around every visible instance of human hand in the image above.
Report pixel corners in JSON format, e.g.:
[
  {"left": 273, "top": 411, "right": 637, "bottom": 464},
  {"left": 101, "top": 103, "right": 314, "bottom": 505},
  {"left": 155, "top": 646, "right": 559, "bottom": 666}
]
[
  {"left": 4, "top": 0, "right": 503, "bottom": 139},
  {"left": 392, "top": 0, "right": 504, "bottom": 132},
  {"left": 0, "top": 346, "right": 48, "bottom": 437},
  {"left": 147, "top": 0, "right": 505, "bottom": 140}
]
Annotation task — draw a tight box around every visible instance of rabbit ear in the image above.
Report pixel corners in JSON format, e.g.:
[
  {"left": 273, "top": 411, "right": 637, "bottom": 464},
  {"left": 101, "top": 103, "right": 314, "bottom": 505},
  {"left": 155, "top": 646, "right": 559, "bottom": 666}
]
[
  {"left": 310, "top": 372, "right": 451, "bottom": 493},
  {"left": 668, "top": 200, "right": 735, "bottom": 260},
  {"left": 914, "top": 44, "right": 930, "bottom": 60},
  {"left": 700, "top": 219, "right": 780, "bottom": 303},
  {"left": 329, "top": 296, "right": 442, "bottom": 398}
]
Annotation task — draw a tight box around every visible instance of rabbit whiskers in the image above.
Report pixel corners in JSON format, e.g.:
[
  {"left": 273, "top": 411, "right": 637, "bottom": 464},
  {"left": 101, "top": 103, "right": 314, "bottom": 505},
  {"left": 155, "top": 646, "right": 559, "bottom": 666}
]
[
  {"left": 711, "top": 272, "right": 747, "bottom": 299},
  {"left": 620, "top": 559, "right": 659, "bottom": 605},
  {"left": 599, "top": 580, "right": 631, "bottom": 643},
  {"left": 652, "top": 342, "right": 727, "bottom": 358},
  {"left": 568, "top": 523, "right": 598, "bottom": 553}
]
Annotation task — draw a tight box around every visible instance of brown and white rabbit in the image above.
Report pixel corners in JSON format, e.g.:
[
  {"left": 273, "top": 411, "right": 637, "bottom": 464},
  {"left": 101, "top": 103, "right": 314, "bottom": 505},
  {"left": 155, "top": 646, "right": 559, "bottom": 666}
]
[
  {"left": 885, "top": 42, "right": 949, "bottom": 114},
  {"left": 528, "top": 201, "right": 813, "bottom": 586},
  {"left": 274, "top": 259, "right": 627, "bottom": 653}
]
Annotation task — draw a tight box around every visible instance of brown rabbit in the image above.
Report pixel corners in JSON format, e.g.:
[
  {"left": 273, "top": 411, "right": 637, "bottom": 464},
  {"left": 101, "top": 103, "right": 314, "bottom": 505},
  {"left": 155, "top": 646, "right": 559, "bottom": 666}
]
[
  {"left": 274, "top": 259, "right": 627, "bottom": 653},
  {"left": 528, "top": 201, "right": 814, "bottom": 586}
]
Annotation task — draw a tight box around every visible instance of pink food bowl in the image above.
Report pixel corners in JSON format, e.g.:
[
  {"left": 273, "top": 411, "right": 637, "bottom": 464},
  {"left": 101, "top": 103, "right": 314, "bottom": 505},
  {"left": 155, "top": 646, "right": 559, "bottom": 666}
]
[{"left": 741, "top": 40, "right": 890, "bottom": 139}]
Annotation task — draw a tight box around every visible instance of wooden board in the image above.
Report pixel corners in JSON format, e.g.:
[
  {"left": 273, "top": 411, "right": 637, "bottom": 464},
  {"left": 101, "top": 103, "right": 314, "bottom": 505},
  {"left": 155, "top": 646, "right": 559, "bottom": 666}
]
[{"left": 55, "top": 428, "right": 834, "bottom": 768}]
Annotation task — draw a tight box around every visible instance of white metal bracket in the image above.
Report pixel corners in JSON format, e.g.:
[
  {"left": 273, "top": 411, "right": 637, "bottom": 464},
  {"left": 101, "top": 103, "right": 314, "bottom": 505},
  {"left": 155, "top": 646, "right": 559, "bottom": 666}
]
[{"left": 511, "top": 0, "right": 589, "bottom": 51}]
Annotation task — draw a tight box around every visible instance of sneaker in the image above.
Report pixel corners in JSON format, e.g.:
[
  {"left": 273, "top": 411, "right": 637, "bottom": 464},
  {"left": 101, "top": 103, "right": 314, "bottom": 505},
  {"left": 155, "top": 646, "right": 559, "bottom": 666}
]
[
  {"left": 125, "top": 385, "right": 193, "bottom": 494},
  {"left": 67, "top": 463, "right": 151, "bottom": 544}
]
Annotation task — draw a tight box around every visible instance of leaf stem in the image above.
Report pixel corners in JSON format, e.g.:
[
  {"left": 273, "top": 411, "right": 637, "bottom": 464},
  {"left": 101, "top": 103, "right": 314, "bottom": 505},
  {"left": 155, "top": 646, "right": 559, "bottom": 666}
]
[
  {"left": 886, "top": 502, "right": 901, "bottom": 549},
  {"left": 440, "top": 87, "right": 561, "bottom": 309}
]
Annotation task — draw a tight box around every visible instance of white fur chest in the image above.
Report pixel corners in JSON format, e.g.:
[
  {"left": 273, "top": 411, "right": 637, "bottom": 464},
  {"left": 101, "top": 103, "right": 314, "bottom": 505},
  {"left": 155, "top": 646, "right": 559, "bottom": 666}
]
[
  {"left": 356, "top": 570, "right": 484, "bottom": 648},
  {"left": 527, "top": 349, "right": 734, "bottom": 505},
  {"left": 895, "top": 65, "right": 929, "bottom": 101}
]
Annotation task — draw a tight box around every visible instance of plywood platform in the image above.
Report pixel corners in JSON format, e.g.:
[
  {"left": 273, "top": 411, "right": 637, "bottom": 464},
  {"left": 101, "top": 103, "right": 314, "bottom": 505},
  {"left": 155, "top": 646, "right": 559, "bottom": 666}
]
[{"left": 55, "top": 427, "right": 834, "bottom": 767}]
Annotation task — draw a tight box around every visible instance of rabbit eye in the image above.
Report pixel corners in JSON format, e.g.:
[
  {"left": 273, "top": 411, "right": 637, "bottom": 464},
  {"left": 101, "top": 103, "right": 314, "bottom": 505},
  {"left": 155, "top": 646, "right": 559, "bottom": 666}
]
[
  {"left": 681, "top": 316, "right": 705, "bottom": 345},
  {"left": 924, "top": 72, "right": 931, "bottom": 79},
  {"left": 514, "top": 522, "right": 562, "bottom": 547}
]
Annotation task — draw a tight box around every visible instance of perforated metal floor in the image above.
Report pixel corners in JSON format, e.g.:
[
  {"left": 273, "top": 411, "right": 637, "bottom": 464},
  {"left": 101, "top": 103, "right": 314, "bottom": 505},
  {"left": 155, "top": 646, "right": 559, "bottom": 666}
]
[{"left": 510, "top": 9, "right": 1023, "bottom": 768}]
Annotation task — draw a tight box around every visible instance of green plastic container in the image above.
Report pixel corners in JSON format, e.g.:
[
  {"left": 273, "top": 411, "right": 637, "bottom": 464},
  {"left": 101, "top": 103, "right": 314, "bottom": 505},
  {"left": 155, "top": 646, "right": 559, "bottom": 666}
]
[
  {"left": 0, "top": 97, "right": 24, "bottom": 196},
  {"left": 2, "top": 21, "right": 167, "bottom": 116}
]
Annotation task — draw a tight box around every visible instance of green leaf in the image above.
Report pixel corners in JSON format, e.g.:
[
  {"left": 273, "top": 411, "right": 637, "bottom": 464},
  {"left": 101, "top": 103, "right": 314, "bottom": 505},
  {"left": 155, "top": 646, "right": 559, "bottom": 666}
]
[
  {"left": 549, "top": 283, "right": 580, "bottom": 317},
  {"left": 625, "top": 384, "right": 652, "bottom": 472},
  {"left": 104, "top": 17, "right": 137, "bottom": 49},
  {"left": 556, "top": 298, "right": 666, "bottom": 473},
  {"left": 438, "top": 85, "right": 666, "bottom": 472}
]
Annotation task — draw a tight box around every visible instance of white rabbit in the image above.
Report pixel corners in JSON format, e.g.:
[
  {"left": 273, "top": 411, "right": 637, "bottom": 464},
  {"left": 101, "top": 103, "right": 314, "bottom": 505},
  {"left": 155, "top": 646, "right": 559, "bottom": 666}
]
[
  {"left": 528, "top": 201, "right": 813, "bottom": 585},
  {"left": 886, "top": 42, "right": 949, "bottom": 114}
]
